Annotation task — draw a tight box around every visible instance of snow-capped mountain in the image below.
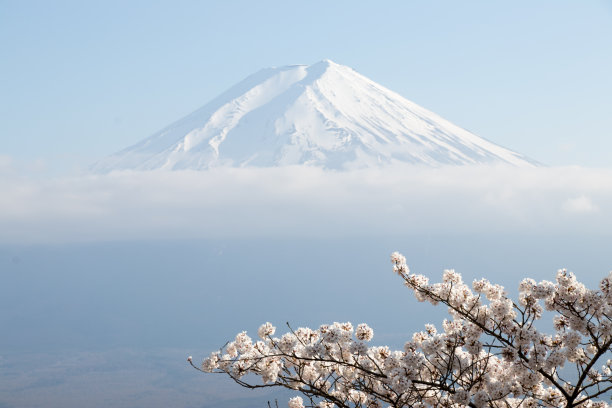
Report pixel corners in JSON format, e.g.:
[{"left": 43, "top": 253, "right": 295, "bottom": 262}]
[{"left": 92, "top": 60, "right": 536, "bottom": 172}]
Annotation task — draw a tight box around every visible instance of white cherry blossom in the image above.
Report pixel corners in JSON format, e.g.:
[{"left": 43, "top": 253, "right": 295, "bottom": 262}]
[{"left": 191, "top": 253, "right": 612, "bottom": 407}]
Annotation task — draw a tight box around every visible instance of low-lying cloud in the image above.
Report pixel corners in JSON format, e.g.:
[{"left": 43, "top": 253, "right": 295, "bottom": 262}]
[
  {"left": 1, "top": 164, "right": 612, "bottom": 243},
  {"left": 562, "top": 195, "right": 599, "bottom": 214}
]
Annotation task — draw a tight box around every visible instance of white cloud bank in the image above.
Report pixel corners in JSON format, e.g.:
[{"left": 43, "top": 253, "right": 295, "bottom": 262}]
[
  {"left": 562, "top": 195, "right": 599, "bottom": 213},
  {"left": 1, "top": 164, "right": 611, "bottom": 244}
]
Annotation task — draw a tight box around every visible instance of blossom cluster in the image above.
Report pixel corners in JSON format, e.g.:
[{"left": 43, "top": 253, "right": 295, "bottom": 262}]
[{"left": 194, "top": 252, "right": 612, "bottom": 408}]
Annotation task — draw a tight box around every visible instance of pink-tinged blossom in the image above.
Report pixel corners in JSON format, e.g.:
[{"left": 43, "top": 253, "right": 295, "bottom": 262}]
[
  {"left": 193, "top": 253, "right": 612, "bottom": 408},
  {"left": 355, "top": 323, "right": 374, "bottom": 342},
  {"left": 288, "top": 396, "right": 304, "bottom": 408},
  {"left": 258, "top": 322, "right": 276, "bottom": 339}
]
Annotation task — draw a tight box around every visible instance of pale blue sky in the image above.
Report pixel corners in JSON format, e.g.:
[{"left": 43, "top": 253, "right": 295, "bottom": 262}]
[{"left": 1, "top": 0, "right": 612, "bottom": 173}]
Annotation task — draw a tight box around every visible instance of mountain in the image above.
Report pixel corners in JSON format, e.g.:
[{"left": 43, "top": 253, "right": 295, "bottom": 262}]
[{"left": 92, "top": 60, "right": 537, "bottom": 172}]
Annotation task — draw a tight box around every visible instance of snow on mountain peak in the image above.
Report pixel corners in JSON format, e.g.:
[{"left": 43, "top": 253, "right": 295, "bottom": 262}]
[{"left": 92, "top": 60, "right": 537, "bottom": 172}]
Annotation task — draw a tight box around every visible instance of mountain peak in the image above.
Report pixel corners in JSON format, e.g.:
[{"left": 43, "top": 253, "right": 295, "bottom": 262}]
[
  {"left": 309, "top": 58, "right": 337, "bottom": 67},
  {"left": 316, "top": 59, "right": 342, "bottom": 68},
  {"left": 92, "top": 61, "right": 537, "bottom": 172}
]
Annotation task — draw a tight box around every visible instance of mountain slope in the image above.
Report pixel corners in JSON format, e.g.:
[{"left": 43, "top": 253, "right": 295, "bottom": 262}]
[{"left": 92, "top": 60, "right": 537, "bottom": 172}]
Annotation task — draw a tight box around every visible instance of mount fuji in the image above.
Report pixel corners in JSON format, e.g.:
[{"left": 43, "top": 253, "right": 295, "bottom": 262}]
[{"left": 92, "top": 60, "right": 537, "bottom": 172}]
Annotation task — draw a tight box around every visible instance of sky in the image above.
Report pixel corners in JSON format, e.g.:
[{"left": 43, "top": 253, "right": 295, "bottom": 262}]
[
  {"left": 2, "top": 2, "right": 612, "bottom": 407},
  {"left": 1, "top": 0, "right": 612, "bottom": 173}
]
